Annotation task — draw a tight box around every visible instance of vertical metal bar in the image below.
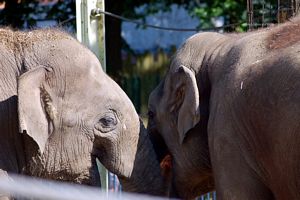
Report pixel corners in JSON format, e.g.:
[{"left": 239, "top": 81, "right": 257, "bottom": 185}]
[
  {"left": 119, "top": 178, "right": 122, "bottom": 192},
  {"left": 292, "top": 0, "right": 295, "bottom": 16},
  {"left": 76, "top": 0, "right": 88, "bottom": 44},
  {"left": 293, "top": 0, "right": 300, "bottom": 15},
  {"left": 296, "top": 0, "right": 300, "bottom": 14},
  {"left": 213, "top": 191, "right": 217, "bottom": 200},
  {"left": 262, "top": 1, "right": 265, "bottom": 27},
  {"left": 76, "top": 0, "right": 82, "bottom": 42},
  {"left": 247, "top": 0, "right": 253, "bottom": 30},
  {"left": 113, "top": 173, "right": 116, "bottom": 191},
  {"left": 97, "top": 159, "right": 108, "bottom": 193},
  {"left": 94, "top": 0, "right": 106, "bottom": 71},
  {"left": 76, "top": 0, "right": 106, "bottom": 71},
  {"left": 278, "top": 0, "right": 281, "bottom": 22},
  {"left": 278, "top": 0, "right": 296, "bottom": 22}
]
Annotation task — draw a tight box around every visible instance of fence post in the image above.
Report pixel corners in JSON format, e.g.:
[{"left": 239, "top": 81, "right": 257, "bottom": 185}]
[
  {"left": 277, "top": 0, "right": 299, "bottom": 22},
  {"left": 247, "top": 0, "right": 254, "bottom": 30},
  {"left": 76, "top": 0, "right": 106, "bottom": 70},
  {"left": 294, "top": 0, "right": 300, "bottom": 15},
  {"left": 75, "top": 0, "right": 108, "bottom": 192}
]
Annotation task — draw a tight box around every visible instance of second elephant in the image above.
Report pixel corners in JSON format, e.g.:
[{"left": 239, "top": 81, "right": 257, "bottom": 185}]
[{"left": 148, "top": 17, "right": 300, "bottom": 199}]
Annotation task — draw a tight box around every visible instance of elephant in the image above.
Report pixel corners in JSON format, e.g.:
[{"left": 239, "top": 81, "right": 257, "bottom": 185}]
[
  {"left": 148, "top": 16, "right": 300, "bottom": 199},
  {"left": 0, "top": 28, "right": 167, "bottom": 199}
]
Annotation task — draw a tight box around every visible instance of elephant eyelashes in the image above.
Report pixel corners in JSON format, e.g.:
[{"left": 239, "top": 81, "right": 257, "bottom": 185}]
[{"left": 95, "top": 112, "right": 118, "bottom": 133}]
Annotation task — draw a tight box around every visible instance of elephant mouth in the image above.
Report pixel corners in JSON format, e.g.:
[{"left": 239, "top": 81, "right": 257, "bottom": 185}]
[
  {"left": 91, "top": 143, "right": 122, "bottom": 176},
  {"left": 89, "top": 155, "right": 102, "bottom": 187},
  {"left": 148, "top": 126, "right": 170, "bottom": 163},
  {"left": 91, "top": 147, "right": 105, "bottom": 160},
  {"left": 58, "top": 154, "right": 101, "bottom": 187},
  {"left": 45, "top": 170, "right": 99, "bottom": 187}
]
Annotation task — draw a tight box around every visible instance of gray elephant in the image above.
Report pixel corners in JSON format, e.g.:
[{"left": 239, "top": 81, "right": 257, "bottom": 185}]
[
  {"left": 148, "top": 17, "right": 300, "bottom": 199},
  {"left": 0, "top": 28, "right": 166, "bottom": 199}
]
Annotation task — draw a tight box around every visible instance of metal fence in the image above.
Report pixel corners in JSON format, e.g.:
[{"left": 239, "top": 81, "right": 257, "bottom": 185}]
[
  {"left": 0, "top": 174, "right": 166, "bottom": 200},
  {"left": 197, "top": 192, "right": 217, "bottom": 200},
  {"left": 0, "top": 172, "right": 216, "bottom": 200},
  {"left": 247, "top": 0, "right": 300, "bottom": 30},
  {"left": 107, "top": 171, "right": 217, "bottom": 200},
  {"left": 108, "top": 172, "right": 122, "bottom": 193}
]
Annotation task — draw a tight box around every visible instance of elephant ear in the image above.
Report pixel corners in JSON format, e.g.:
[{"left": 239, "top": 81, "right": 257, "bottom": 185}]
[
  {"left": 18, "top": 67, "right": 56, "bottom": 154},
  {"left": 171, "top": 65, "right": 200, "bottom": 144}
]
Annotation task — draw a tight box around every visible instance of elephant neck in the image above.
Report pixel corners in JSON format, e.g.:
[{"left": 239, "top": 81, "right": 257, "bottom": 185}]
[{"left": 119, "top": 130, "right": 167, "bottom": 196}]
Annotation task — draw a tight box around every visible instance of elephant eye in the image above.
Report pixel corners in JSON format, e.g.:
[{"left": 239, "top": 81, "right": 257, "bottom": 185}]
[
  {"left": 95, "top": 112, "right": 118, "bottom": 132},
  {"left": 100, "top": 116, "right": 117, "bottom": 127}
]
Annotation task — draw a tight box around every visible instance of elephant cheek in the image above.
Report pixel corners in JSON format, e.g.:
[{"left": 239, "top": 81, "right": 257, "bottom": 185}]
[{"left": 119, "top": 150, "right": 135, "bottom": 178}]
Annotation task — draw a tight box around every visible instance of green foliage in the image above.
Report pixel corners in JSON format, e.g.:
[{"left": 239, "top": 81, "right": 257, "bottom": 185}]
[
  {"left": 192, "top": 0, "right": 247, "bottom": 32},
  {"left": 122, "top": 0, "right": 279, "bottom": 33}
]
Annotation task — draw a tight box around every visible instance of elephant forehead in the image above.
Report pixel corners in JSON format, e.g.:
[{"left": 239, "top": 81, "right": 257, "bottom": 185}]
[{"left": 50, "top": 47, "right": 105, "bottom": 83}]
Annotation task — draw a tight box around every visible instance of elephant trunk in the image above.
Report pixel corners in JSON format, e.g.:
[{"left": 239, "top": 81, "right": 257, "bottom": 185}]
[{"left": 119, "top": 124, "right": 167, "bottom": 196}]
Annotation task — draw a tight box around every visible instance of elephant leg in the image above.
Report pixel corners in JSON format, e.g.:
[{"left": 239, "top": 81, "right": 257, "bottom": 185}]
[{"left": 209, "top": 130, "right": 274, "bottom": 200}]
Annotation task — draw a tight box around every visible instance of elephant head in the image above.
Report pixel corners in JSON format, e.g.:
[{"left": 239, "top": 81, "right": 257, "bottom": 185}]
[
  {"left": 13, "top": 29, "right": 166, "bottom": 195},
  {"left": 147, "top": 33, "right": 225, "bottom": 198}
]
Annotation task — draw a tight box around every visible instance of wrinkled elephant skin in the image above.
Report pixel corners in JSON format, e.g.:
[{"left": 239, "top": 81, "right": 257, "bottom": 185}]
[
  {"left": 148, "top": 17, "right": 300, "bottom": 199},
  {"left": 0, "top": 28, "right": 166, "bottom": 198}
]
